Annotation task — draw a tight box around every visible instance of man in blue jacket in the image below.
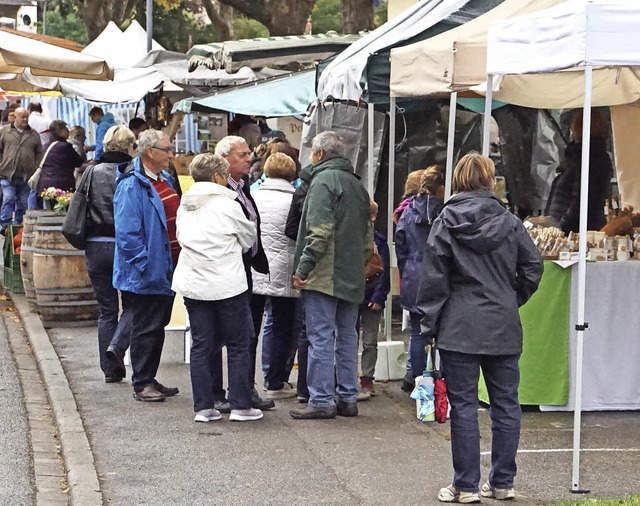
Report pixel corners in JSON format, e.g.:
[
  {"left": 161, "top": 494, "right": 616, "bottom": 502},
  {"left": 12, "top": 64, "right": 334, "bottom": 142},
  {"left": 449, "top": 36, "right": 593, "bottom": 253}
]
[
  {"left": 87, "top": 107, "right": 116, "bottom": 161},
  {"left": 113, "top": 129, "right": 180, "bottom": 402}
]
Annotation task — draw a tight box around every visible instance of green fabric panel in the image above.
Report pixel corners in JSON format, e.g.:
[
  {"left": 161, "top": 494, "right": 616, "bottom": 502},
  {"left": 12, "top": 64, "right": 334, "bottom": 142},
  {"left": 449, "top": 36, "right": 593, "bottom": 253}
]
[{"left": 479, "top": 261, "right": 571, "bottom": 406}]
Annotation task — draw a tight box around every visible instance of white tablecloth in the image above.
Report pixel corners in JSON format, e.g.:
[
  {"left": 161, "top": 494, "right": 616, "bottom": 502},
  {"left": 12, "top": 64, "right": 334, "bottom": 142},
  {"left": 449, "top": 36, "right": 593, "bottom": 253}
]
[{"left": 541, "top": 261, "right": 640, "bottom": 411}]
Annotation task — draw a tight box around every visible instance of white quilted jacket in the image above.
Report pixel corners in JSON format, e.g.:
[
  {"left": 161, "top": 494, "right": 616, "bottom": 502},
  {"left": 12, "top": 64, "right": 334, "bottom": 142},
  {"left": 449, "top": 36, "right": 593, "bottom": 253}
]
[{"left": 251, "top": 178, "right": 299, "bottom": 298}]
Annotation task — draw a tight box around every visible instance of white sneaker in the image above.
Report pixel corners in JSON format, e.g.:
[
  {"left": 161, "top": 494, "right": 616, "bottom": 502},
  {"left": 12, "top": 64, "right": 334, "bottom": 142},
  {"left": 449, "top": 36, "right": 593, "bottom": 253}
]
[
  {"left": 194, "top": 408, "right": 222, "bottom": 423},
  {"left": 229, "top": 408, "right": 263, "bottom": 422},
  {"left": 480, "top": 481, "right": 515, "bottom": 500}
]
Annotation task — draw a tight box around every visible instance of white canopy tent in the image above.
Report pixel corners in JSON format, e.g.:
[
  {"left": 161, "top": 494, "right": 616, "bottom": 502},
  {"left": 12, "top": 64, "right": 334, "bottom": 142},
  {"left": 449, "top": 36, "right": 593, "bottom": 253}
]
[
  {"left": 388, "top": 0, "right": 563, "bottom": 199},
  {"left": 485, "top": 0, "right": 640, "bottom": 492}
]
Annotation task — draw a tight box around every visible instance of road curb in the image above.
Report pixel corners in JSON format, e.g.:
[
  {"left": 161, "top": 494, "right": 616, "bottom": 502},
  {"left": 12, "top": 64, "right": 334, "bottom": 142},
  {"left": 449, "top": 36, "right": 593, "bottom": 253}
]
[{"left": 13, "top": 294, "right": 103, "bottom": 506}]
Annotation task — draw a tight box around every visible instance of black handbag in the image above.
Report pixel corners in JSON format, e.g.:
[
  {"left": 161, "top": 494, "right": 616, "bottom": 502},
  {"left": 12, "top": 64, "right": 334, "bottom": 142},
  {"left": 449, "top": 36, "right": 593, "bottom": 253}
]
[{"left": 62, "top": 166, "right": 94, "bottom": 250}]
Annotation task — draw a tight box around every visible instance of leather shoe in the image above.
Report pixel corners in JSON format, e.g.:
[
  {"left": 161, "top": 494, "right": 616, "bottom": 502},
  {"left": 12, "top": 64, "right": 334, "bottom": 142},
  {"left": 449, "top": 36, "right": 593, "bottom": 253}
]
[
  {"left": 290, "top": 404, "right": 337, "bottom": 420},
  {"left": 251, "top": 388, "right": 275, "bottom": 410},
  {"left": 105, "top": 376, "right": 123, "bottom": 383},
  {"left": 133, "top": 385, "right": 166, "bottom": 402},
  {"left": 106, "top": 346, "right": 126, "bottom": 378},
  {"left": 214, "top": 399, "right": 231, "bottom": 413},
  {"left": 336, "top": 399, "right": 358, "bottom": 417},
  {"left": 154, "top": 382, "right": 179, "bottom": 397}
]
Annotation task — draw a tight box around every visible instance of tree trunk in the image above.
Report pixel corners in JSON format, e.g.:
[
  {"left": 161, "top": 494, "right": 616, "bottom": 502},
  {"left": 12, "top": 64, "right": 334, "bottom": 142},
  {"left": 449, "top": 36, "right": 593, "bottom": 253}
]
[
  {"left": 217, "top": 0, "right": 315, "bottom": 36},
  {"left": 76, "top": 0, "right": 138, "bottom": 41},
  {"left": 342, "top": 0, "right": 374, "bottom": 34},
  {"left": 201, "top": 0, "right": 235, "bottom": 41}
]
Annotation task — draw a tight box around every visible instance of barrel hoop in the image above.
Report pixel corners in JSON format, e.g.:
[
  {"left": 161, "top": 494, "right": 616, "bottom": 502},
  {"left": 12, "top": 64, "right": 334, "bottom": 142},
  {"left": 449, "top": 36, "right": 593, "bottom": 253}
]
[
  {"left": 35, "top": 287, "right": 95, "bottom": 295},
  {"left": 32, "top": 248, "right": 85, "bottom": 256},
  {"left": 36, "top": 300, "right": 98, "bottom": 307}
]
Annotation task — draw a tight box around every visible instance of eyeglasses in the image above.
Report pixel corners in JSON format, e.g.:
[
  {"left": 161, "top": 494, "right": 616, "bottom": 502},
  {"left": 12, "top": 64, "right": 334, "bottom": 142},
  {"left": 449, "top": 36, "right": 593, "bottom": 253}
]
[{"left": 150, "top": 145, "right": 173, "bottom": 153}]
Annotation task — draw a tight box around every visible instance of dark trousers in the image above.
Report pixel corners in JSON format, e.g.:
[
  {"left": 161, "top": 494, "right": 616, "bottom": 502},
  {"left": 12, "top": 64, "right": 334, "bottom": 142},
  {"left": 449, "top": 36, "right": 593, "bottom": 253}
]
[
  {"left": 84, "top": 241, "right": 132, "bottom": 378},
  {"left": 185, "top": 294, "right": 253, "bottom": 411},
  {"left": 296, "top": 298, "right": 309, "bottom": 399},
  {"left": 440, "top": 350, "right": 522, "bottom": 493},
  {"left": 121, "top": 291, "right": 174, "bottom": 392},
  {"left": 210, "top": 291, "right": 262, "bottom": 398},
  {"left": 261, "top": 296, "right": 298, "bottom": 390}
]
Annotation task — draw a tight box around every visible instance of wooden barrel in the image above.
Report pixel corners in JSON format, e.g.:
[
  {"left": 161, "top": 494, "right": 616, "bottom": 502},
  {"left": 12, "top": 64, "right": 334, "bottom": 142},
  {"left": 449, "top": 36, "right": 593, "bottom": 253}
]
[
  {"left": 32, "top": 214, "right": 99, "bottom": 328},
  {"left": 20, "top": 210, "right": 56, "bottom": 310}
]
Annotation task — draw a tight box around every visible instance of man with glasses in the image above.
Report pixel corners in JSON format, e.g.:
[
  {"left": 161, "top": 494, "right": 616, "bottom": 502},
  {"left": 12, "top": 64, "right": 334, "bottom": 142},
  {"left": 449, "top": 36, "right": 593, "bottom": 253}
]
[
  {"left": 113, "top": 129, "right": 181, "bottom": 402},
  {"left": 214, "top": 135, "right": 274, "bottom": 412}
]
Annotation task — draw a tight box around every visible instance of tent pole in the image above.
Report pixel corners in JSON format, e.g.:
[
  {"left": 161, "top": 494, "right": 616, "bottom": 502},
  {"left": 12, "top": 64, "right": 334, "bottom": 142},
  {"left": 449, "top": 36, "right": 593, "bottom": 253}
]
[
  {"left": 482, "top": 74, "right": 494, "bottom": 156},
  {"left": 385, "top": 97, "right": 396, "bottom": 342},
  {"left": 146, "top": 0, "right": 153, "bottom": 53},
  {"left": 571, "top": 64, "right": 593, "bottom": 495},
  {"left": 367, "top": 102, "right": 375, "bottom": 196},
  {"left": 445, "top": 92, "right": 457, "bottom": 200}
]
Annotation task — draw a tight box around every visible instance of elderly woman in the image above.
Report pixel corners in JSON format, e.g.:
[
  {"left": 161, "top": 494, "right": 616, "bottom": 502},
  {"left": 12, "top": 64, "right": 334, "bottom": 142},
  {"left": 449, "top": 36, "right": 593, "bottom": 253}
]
[
  {"left": 81, "top": 125, "right": 136, "bottom": 383},
  {"left": 415, "top": 153, "right": 543, "bottom": 503},
  {"left": 172, "top": 153, "right": 263, "bottom": 423},
  {"left": 251, "top": 152, "right": 300, "bottom": 399},
  {"left": 37, "top": 120, "right": 84, "bottom": 195}
]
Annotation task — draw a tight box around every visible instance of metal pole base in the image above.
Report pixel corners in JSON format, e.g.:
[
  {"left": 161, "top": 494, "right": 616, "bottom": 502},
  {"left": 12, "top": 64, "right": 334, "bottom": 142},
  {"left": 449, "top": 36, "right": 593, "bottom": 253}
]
[{"left": 570, "top": 488, "right": 591, "bottom": 494}]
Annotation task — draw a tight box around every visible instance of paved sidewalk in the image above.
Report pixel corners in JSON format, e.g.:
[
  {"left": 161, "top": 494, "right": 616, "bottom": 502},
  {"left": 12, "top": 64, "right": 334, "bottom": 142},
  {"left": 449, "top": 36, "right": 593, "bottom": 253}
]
[{"left": 12, "top": 293, "right": 640, "bottom": 505}]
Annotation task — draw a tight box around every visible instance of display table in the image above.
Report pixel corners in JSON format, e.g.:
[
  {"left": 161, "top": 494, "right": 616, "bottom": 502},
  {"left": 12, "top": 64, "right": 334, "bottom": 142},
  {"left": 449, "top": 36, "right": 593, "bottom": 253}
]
[{"left": 480, "top": 260, "right": 640, "bottom": 411}]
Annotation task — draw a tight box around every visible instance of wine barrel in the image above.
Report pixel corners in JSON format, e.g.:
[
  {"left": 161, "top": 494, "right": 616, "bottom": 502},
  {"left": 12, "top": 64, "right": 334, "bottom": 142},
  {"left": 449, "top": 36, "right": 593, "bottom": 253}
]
[
  {"left": 32, "top": 214, "right": 99, "bottom": 328},
  {"left": 20, "top": 210, "right": 56, "bottom": 310}
]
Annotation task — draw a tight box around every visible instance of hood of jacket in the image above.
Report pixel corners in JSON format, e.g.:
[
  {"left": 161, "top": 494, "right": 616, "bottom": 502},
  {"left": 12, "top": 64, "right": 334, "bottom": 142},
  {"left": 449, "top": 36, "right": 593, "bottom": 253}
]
[
  {"left": 308, "top": 156, "right": 353, "bottom": 180},
  {"left": 440, "top": 190, "right": 513, "bottom": 253},
  {"left": 98, "top": 112, "right": 115, "bottom": 125},
  {"left": 408, "top": 194, "right": 444, "bottom": 227},
  {"left": 256, "top": 177, "right": 295, "bottom": 194},
  {"left": 181, "top": 181, "right": 237, "bottom": 211},
  {"left": 298, "top": 164, "right": 314, "bottom": 184}
]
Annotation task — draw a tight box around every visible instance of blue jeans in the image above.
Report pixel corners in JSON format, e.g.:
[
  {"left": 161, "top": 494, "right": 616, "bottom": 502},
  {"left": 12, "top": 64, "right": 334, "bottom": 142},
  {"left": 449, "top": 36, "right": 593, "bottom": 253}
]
[
  {"left": 303, "top": 290, "right": 359, "bottom": 407},
  {"left": 84, "top": 241, "right": 132, "bottom": 378},
  {"left": 0, "top": 177, "right": 29, "bottom": 226},
  {"left": 440, "top": 350, "right": 522, "bottom": 493},
  {"left": 185, "top": 293, "right": 253, "bottom": 411},
  {"left": 410, "top": 312, "right": 428, "bottom": 377},
  {"left": 27, "top": 189, "right": 41, "bottom": 211}
]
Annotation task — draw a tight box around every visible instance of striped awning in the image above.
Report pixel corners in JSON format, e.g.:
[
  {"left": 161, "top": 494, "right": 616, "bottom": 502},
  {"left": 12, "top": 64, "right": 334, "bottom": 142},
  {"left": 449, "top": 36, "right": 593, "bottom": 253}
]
[{"left": 187, "top": 33, "right": 361, "bottom": 74}]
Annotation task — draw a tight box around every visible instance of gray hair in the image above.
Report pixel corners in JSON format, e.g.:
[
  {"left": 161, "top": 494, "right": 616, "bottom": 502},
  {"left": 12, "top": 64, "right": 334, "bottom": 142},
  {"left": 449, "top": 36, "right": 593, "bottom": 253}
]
[
  {"left": 103, "top": 125, "right": 135, "bottom": 153},
  {"left": 214, "top": 135, "right": 247, "bottom": 156},
  {"left": 137, "top": 129, "right": 166, "bottom": 156},
  {"left": 311, "top": 131, "right": 345, "bottom": 159},
  {"left": 189, "top": 153, "right": 229, "bottom": 182}
]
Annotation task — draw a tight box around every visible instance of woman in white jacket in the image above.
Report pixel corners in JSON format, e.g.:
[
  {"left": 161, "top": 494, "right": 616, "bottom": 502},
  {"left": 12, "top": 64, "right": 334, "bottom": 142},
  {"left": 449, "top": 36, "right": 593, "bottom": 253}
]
[
  {"left": 172, "top": 153, "right": 263, "bottom": 423},
  {"left": 251, "top": 153, "right": 300, "bottom": 399}
]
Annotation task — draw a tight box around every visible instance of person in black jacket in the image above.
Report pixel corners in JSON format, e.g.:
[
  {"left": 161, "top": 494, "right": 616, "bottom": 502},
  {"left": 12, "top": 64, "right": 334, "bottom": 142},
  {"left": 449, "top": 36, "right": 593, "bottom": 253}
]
[
  {"left": 212, "top": 135, "right": 273, "bottom": 412},
  {"left": 416, "top": 153, "right": 543, "bottom": 504},
  {"left": 81, "top": 125, "right": 135, "bottom": 383}
]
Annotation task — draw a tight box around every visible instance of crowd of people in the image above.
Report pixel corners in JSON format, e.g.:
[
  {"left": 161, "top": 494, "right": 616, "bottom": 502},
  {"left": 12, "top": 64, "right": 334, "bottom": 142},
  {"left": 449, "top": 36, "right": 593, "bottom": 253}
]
[{"left": 0, "top": 103, "right": 550, "bottom": 501}]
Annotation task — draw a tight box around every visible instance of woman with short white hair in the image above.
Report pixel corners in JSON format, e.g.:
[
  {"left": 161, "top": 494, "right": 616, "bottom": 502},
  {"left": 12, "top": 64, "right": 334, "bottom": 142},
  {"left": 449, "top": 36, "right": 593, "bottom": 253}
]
[{"left": 172, "top": 153, "right": 263, "bottom": 423}]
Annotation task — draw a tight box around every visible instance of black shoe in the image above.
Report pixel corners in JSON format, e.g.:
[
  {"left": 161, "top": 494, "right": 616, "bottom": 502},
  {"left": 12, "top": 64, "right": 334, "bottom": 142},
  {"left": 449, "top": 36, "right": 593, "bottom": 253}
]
[
  {"left": 105, "top": 376, "right": 123, "bottom": 384},
  {"left": 251, "top": 388, "right": 275, "bottom": 410},
  {"left": 106, "top": 346, "right": 126, "bottom": 378},
  {"left": 290, "top": 404, "right": 337, "bottom": 420},
  {"left": 133, "top": 385, "right": 166, "bottom": 402},
  {"left": 401, "top": 373, "right": 414, "bottom": 392},
  {"left": 336, "top": 399, "right": 358, "bottom": 417},
  {"left": 154, "top": 382, "right": 179, "bottom": 397},
  {"left": 214, "top": 399, "right": 231, "bottom": 413}
]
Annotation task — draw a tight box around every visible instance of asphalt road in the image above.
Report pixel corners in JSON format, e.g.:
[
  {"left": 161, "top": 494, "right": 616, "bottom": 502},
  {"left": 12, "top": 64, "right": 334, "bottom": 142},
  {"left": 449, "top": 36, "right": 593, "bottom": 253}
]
[
  {"left": 46, "top": 325, "right": 640, "bottom": 506},
  {"left": 0, "top": 311, "right": 35, "bottom": 505}
]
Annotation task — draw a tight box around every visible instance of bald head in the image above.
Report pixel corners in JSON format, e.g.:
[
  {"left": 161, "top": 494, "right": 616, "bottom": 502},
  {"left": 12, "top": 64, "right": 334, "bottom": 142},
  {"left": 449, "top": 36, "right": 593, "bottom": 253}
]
[{"left": 14, "top": 107, "right": 29, "bottom": 129}]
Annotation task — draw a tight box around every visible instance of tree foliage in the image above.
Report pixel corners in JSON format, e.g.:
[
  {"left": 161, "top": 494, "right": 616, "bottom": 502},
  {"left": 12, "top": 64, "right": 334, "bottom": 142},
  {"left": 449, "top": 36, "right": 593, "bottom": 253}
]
[
  {"left": 310, "top": 0, "right": 341, "bottom": 34},
  {"left": 43, "top": 5, "right": 89, "bottom": 45}
]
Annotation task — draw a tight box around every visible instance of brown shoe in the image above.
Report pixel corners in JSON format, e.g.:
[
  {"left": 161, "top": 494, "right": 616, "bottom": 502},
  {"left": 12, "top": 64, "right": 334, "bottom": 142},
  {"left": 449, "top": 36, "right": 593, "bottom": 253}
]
[
  {"left": 360, "top": 377, "right": 377, "bottom": 396},
  {"left": 289, "top": 404, "right": 337, "bottom": 420},
  {"left": 336, "top": 399, "right": 358, "bottom": 417},
  {"left": 133, "top": 385, "right": 166, "bottom": 402},
  {"left": 154, "top": 382, "right": 179, "bottom": 397}
]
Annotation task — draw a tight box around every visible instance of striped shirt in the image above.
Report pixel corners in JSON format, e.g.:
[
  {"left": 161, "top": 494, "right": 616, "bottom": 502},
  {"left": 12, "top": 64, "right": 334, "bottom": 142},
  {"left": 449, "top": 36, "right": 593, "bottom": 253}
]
[
  {"left": 228, "top": 176, "right": 258, "bottom": 257},
  {"left": 144, "top": 166, "right": 180, "bottom": 265}
]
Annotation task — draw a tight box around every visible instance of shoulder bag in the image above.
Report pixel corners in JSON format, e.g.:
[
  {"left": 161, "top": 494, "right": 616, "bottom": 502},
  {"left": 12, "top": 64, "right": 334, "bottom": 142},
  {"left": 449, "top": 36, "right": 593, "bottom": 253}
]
[
  {"left": 62, "top": 165, "right": 94, "bottom": 250},
  {"left": 27, "top": 141, "right": 58, "bottom": 190}
]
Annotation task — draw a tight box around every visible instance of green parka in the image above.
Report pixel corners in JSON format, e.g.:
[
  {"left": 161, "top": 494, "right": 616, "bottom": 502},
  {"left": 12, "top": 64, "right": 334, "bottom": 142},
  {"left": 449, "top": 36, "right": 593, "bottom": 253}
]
[{"left": 294, "top": 156, "right": 373, "bottom": 304}]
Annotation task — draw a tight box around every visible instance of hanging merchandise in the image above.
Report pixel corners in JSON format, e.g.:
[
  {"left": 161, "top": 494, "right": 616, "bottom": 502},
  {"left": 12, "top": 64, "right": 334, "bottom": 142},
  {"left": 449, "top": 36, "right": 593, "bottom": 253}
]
[{"left": 411, "top": 344, "right": 435, "bottom": 422}]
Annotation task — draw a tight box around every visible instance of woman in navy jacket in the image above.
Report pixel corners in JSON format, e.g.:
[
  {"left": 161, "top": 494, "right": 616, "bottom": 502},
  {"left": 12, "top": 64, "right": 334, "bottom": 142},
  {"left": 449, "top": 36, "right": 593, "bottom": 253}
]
[
  {"left": 36, "top": 120, "right": 84, "bottom": 194},
  {"left": 395, "top": 165, "right": 445, "bottom": 379}
]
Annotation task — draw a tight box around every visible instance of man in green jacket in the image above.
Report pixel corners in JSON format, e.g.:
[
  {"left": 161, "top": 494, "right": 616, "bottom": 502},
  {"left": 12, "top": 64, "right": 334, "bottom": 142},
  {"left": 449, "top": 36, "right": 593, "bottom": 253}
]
[{"left": 290, "top": 131, "right": 373, "bottom": 420}]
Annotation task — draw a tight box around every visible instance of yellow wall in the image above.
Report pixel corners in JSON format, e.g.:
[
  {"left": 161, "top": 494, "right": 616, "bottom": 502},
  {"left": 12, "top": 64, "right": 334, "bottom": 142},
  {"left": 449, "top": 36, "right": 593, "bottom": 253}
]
[{"left": 388, "top": 0, "right": 418, "bottom": 19}]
